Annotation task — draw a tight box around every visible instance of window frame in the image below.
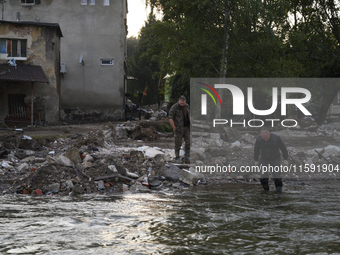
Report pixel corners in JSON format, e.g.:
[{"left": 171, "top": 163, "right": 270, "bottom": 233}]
[
  {"left": 100, "top": 59, "right": 114, "bottom": 66},
  {"left": 21, "top": 0, "right": 35, "bottom": 6},
  {"left": 81, "top": 0, "right": 87, "bottom": 5},
  {"left": 0, "top": 38, "right": 28, "bottom": 60},
  {"left": 89, "top": 0, "right": 95, "bottom": 5},
  {"left": 103, "top": 0, "right": 110, "bottom": 6}
]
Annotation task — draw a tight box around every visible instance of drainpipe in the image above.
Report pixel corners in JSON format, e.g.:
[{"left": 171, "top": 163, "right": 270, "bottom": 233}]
[
  {"left": 31, "top": 82, "right": 34, "bottom": 126},
  {"left": 0, "top": 0, "right": 6, "bottom": 21}
]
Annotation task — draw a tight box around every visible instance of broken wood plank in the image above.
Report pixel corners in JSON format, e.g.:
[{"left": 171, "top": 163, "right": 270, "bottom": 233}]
[
  {"left": 94, "top": 173, "right": 137, "bottom": 182},
  {"left": 94, "top": 174, "right": 120, "bottom": 181}
]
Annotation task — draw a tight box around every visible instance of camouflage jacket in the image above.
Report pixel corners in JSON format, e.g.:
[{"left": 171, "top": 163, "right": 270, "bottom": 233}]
[{"left": 169, "top": 102, "right": 190, "bottom": 132}]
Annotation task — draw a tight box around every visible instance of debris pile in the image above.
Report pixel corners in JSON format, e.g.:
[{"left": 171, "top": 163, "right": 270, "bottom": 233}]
[
  {"left": 1, "top": 118, "right": 340, "bottom": 196},
  {"left": 0, "top": 122, "right": 207, "bottom": 196}
]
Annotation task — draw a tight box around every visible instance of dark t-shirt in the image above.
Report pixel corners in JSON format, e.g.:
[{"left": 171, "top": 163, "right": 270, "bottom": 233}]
[
  {"left": 183, "top": 112, "right": 190, "bottom": 126},
  {"left": 254, "top": 133, "right": 288, "bottom": 162}
]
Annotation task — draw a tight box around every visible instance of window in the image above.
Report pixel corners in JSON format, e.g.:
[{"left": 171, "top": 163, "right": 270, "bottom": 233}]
[
  {"left": 21, "top": 0, "right": 35, "bottom": 6},
  {"left": 104, "top": 0, "right": 110, "bottom": 6},
  {"left": 89, "top": 0, "right": 95, "bottom": 5},
  {"left": 81, "top": 0, "right": 87, "bottom": 5},
  {"left": 100, "top": 59, "right": 114, "bottom": 65},
  {"left": 8, "top": 94, "right": 26, "bottom": 119},
  {"left": 0, "top": 39, "right": 27, "bottom": 59}
]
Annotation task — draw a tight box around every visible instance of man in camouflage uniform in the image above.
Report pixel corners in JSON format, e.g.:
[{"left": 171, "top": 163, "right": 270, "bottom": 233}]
[{"left": 169, "top": 96, "right": 190, "bottom": 162}]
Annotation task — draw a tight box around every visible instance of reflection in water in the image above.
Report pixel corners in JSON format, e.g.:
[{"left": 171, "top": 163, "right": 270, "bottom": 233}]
[{"left": 0, "top": 181, "right": 340, "bottom": 254}]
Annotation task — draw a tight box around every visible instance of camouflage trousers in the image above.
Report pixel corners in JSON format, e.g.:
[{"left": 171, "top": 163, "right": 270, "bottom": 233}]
[{"left": 174, "top": 126, "right": 190, "bottom": 151}]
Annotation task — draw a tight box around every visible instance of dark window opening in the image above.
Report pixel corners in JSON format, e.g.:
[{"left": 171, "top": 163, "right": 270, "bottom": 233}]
[
  {"left": 21, "top": 0, "right": 35, "bottom": 4},
  {"left": 8, "top": 94, "right": 26, "bottom": 119},
  {"left": 0, "top": 38, "right": 27, "bottom": 58}
]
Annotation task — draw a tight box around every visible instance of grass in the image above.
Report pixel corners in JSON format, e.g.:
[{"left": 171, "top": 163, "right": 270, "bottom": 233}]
[{"left": 31, "top": 134, "right": 69, "bottom": 143}]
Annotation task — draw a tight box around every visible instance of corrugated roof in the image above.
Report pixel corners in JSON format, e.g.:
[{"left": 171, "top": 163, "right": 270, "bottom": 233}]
[{"left": 0, "top": 64, "right": 49, "bottom": 83}]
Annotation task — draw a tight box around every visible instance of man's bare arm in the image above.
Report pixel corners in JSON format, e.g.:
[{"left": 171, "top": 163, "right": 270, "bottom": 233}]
[{"left": 169, "top": 118, "right": 176, "bottom": 132}]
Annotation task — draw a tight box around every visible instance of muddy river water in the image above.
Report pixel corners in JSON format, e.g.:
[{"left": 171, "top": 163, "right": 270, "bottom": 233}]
[{"left": 1, "top": 180, "right": 340, "bottom": 254}]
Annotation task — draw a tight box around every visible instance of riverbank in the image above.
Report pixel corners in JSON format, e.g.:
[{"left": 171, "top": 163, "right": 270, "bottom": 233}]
[{"left": 1, "top": 119, "right": 340, "bottom": 196}]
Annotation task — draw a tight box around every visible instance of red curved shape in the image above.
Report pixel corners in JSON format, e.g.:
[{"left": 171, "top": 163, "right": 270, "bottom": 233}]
[{"left": 197, "top": 82, "right": 222, "bottom": 106}]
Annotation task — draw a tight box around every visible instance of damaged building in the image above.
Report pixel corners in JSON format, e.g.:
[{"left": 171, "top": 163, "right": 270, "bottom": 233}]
[
  {"left": 0, "top": 20, "right": 62, "bottom": 125},
  {"left": 3, "top": 0, "right": 128, "bottom": 122}
]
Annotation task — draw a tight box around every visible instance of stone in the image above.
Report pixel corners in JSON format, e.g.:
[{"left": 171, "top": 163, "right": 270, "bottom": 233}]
[
  {"left": 303, "top": 158, "right": 314, "bottom": 165},
  {"left": 129, "top": 182, "right": 151, "bottom": 193},
  {"left": 65, "top": 180, "right": 74, "bottom": 189},
  {"left": 1, "top": 161, "right": 12, "bottom": 169},
  {"left": 115, "top": 125, "right": 129, "bottom": 140},
  {"left": 223, "top": 127, "right": 241, "bottom": 142},
  {"left": 296, "top": 151, "right": 306, "bottom": 158},
  {"left": 231, "top": 141, "right": 241, "bottom": 147},
  {"left": 40, "top": 161, "right": 49, "bottom": 167},
  {"left": 14, "top": 151, "right": 27, "bottom": 159},
  {"left": 17, "top": 163, "right": 29, "bottom": 172},
  {"left": 83, "top": 154, "right": 94, "bottom": 163},
  {"left": 210, "top": 133, "right": 221, "bottom": 139},
  {"left": 25, "top": 150, "right": 35, "bottom": 156},
  {"left": 322, "top": 145, "right": 340, "bottom": 159},
  {"left": 192, "top": 132, "right": 210, "bottom": 138},
  {"left": 163, "top": 154, "right": 171, "bottom": 162},
  {"left": 241, "top": 133, "right": 255, "bottom": 144},
  {"left": 137, "top": 174, "right": 147, "bottom": 182},
  {"left": 137, "top": 146, "right": 165, "bottom": 158},
  {"left": 46, "top": 155, "right": 58, "bottom": 165},
  {"left": 76, "top": 162, "right": 93, "bottom": 170},
  {"left": 172, "top": 183, "right": 182, "bottom": 189},
  {"left": 97, "top": 180, "right": 105, "bottom": 190},
  {"left": 150, "top": 179, "right": 162, "bottom": 187},
  {"left": 206, "top": 138, "right": 224, "bottom": 147},
  {"left": 35, "top": 157, "right": 46, "bottom": 163},
  {"left": 107, "top": 165, "right": 118, "bottom": 174},
  {"left": 114, "top": 163, "right": 127, "bottom": 175},
  {"left": 45, "top": 183, "right": 60, "bottom": 193},
  {"left": 85, "top": 184, "right": 92, "bottom": 194},
  {"left": 159, "top": 164, "right": 182, "bottom": 181},
  {"left": 130, "top": 150, "right": 144, "bottom": 159},
  {"left": 21, "top": 156, "right": 35, "bottom": 162},
  {"left": 58, "top": 155, "right": 74, "bottom": 167},
  {"left": 72, "top": 184, "right": 84, "bottom": 194},
  {"left": 122, "top": 184, "right": 129, "bottom": 191},
  {"left": 126, "top": 172, "right": 139, "bottom": 179},
  {"left": 65, "top": 147, "right": 81, "bottom": 164},
  {"left": 7, "top": 154, "right": 19, "bottom": 163},
  {"left": 190, "top": 147, "right": 206, "bottom": 160},
  {"left": 179, "top": 168, "right": 203, "bottom": 185}
]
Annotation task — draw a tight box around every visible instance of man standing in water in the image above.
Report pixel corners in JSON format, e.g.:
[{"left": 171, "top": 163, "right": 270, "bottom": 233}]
[
  {"left": 169, "top": 96, "right": 190, "bottom": 162},
  {"left": 254, "top": 130, "right": 288, "bottom": 193}
]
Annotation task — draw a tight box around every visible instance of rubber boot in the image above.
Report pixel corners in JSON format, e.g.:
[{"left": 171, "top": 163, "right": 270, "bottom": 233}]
[
  {"left": 175, "top": 150, "right": 181, "bottom": 163},
  {"left": 260, "top": 178, "right": 269, "bottom": 191},
  {"left": 184, "top": 148, "right": 190, "bottom": 163},
  {"left": 274, "top": 178, "right": 283, "bottom": 193},
  {"left": 276, "top": 186, "right": 283, "bottom": 193}
]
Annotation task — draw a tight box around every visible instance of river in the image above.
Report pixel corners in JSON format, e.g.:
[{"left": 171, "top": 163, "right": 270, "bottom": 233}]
[{"left": 1, "top": 180, "right": 340, "bottom": 254}]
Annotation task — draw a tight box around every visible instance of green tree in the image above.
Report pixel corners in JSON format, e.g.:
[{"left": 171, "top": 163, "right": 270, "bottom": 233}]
[
  {"left": 145, "top": 0, "right": 340, "bottom": 123},
  {"left": 126, "top": 14, "right": 163, "bottom": 106}
]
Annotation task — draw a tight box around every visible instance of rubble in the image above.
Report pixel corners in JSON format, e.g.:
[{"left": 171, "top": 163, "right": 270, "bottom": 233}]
[{"left": 1, "top": 119, "right": 340, "bottom": 196}]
